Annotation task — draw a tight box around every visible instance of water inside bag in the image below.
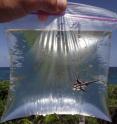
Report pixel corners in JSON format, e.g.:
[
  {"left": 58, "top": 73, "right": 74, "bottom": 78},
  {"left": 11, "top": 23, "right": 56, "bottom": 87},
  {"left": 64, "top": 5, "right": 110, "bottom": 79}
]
[{"left": 1, "top": 29, "right": 111, "bottom": 122}]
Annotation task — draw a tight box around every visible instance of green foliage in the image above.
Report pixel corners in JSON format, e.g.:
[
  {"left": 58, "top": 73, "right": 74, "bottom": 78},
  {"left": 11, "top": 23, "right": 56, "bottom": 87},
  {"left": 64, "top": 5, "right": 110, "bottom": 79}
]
[
  {"left": 86, "top": 117, "right": 99, "bottom": 124},
  {"left": 0, "top": 80, "right": 9, "bottom": 91},
  {"left": 33, "top": 115, "right": 44, "bottom": 124},
  {"left": 44, "top": 114, "right": 60, "bottom": 124},
  {"left": 22, "top": 31, "right": 39, "bottom": 47},
  {"left": 17, "top": 119, "right": 32, "bottom": 124},
  {"left": 108, "top": 84, "right": 117, "bottom": 107},
  {"left": 1, "top": 119, "right": 32, "bottom": 124},
  {"left": 0, "top": 100, "right": 5, "bottom": 116},
  {"left": 60, "top": 115, "right": 79, "bottom": 124},
  {"left": 0, "top": 80, "right": 9, "bottom": 116},
  {"left": 0, "top": 80, "right": 117, "bottom": 124}
]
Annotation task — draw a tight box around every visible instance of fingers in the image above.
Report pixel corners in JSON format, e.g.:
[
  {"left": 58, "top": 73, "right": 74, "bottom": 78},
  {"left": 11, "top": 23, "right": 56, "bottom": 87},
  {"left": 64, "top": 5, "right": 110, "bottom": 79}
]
[
  {"left": 21, "top": 0, "right": 67, "bottom": 14},
  {"left": 57, "top": 0, "right": 67, "bottom": 13},
  {"left": 33, "top": 0, "right": 67, "bottom": 21},
  {"left": 0, "top": 0, "right": 67, "bottom": 22},
  {"left": 0, "top": 0, "right": 20, "bottom": 8},
  {"left": 40, "top": 0, "right": 67, "bottom": 13},
  {"left": 0, "top": 0, "right": 27, "bottom": 22}
]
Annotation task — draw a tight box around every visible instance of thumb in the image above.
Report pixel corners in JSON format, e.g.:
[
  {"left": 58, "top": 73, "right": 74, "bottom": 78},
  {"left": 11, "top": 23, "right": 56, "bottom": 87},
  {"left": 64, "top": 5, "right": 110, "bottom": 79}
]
[
  {"left": 40, "top": 0, "right": 67, "bottom": 13},
  {"left": 0, "top": 0, "right": 67, "bottom": 22},
  {"left": 22, "top": 0, "right": 67, "bottom": 14},
  {"left": 22, "top": 0, "right": 67, "bottom": 21}
]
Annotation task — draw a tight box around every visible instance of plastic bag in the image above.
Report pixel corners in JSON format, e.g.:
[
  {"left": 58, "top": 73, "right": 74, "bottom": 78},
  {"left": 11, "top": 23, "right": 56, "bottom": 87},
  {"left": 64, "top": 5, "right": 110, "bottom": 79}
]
[{"left": 1, "top": 2, "right": 117, "bottom": 122}]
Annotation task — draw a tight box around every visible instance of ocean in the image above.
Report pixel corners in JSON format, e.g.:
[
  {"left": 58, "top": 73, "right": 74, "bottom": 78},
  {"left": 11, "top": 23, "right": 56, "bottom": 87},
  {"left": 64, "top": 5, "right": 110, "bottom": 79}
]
[
  {"left": 108, "top": 67, "right": 117, "bottom": 84},
  {"left": 0, "top": 67, "right": 117, "bottom": 84},
  {"left": 0, "top": 67, "right": 10, "bottom": 80}
]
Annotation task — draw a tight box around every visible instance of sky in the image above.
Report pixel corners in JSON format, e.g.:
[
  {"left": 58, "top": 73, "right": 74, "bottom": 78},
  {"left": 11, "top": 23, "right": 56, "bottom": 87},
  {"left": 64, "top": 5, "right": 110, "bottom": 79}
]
[{"left": 0, "top": 0, "right": 117, "bottom": 67}]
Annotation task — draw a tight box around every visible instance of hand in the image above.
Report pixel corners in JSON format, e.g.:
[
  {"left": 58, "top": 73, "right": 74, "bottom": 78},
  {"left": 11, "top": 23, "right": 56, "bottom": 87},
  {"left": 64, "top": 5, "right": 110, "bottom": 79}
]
[{"left": 0, "top": 0, "right": 67, "bottom": 22}]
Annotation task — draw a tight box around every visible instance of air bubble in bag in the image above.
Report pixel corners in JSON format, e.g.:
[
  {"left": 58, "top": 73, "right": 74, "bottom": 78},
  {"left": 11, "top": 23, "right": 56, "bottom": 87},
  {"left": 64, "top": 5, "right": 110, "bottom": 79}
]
[{"left": 1, "top": 2, "right": 117, "bottom": 122}]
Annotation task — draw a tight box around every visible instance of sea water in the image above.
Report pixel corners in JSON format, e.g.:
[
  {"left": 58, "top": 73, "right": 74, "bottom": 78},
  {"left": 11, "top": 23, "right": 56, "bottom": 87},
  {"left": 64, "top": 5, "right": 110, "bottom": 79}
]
[{"left": 1, "top": 30, "right": 111, "bottom": 122}]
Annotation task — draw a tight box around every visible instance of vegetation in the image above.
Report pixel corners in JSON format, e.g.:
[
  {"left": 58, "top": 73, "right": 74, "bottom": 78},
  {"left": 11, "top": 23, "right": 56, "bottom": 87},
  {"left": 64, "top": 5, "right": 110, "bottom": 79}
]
[
  {"left": 22, "top": 30, "right": 39, "bottom": 47},
  {"left": 0, "top": 80, "right": 117, "bottom": 124},
  {"left": 108, "top": 85, "right": 117, "bottom": 108}
]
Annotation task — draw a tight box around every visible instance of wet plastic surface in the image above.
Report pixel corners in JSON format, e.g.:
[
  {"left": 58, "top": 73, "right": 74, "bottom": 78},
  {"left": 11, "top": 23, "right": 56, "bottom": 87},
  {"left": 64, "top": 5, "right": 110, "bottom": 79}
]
[
  {"left": 1, "top": 2, "right": 117, "bottom": 123},
  {"left": 1, "top": 30, "right": 111, "bottom": 122}
]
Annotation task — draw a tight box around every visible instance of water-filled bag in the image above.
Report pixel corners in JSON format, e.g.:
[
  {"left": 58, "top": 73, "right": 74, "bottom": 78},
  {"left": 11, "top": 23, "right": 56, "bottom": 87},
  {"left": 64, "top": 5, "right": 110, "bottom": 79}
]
[{"left": 1, "top": 2, "right": 117, "bottom": 122}]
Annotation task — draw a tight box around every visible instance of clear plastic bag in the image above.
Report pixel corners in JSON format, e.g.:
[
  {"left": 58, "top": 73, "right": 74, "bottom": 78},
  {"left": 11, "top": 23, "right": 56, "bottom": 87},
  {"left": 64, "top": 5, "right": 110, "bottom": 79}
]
[{"left": 1, "top": 2, "right": 117, "bottom": 122}]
